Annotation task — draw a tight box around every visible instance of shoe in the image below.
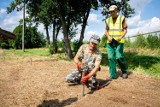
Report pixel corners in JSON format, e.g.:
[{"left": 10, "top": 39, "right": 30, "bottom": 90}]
[
  {"left": 106, "top": 77, "right": 112, "bottom": 81},
  {"left": 89, "top": 84, "right": 101, "bottom": 90},
  {"left": 122, "top": 73, "right": 128, "bottom": 79},
  {"left": 89, "top": 86, "right": 96, "bottom": 90},
  {"left": 106, "top": 76, "right": 117, "bottom": 81},
  {"left": 89, "top": 81, "right": 100, "bottom": 90}
]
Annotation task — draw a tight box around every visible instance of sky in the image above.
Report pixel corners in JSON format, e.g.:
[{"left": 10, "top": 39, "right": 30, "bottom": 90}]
[{"left": 0, "top": 0, "right": 160, "bottom": 41}]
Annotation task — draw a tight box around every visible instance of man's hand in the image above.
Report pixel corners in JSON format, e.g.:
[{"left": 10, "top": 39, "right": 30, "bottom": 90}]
[
  {"left": 81, "top": 75, "right": 90, "bottom": 84},
  {"left": 77, "top": 62, "right": 82, "bottom": 69},
  {"left": 117, "top": 36, "right": 122, "bottom": 41},
  {"left": 107, "top": 36, "right": 112, "bottom": 42}
]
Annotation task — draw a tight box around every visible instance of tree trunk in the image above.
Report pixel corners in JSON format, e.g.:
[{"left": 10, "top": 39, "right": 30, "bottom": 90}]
[
  {"left": 52, "top": 20, "right": 57, "bottom": 54},
  {"left": 78, "top": 5, "right": 91, "bottom": 48},
  {"left": 45, "top": 25, "right": 50, "bottom": 46},
  {"left": 55, "top": 24, "right": 61, "bottom": 53},
  {"left": 60, "top": 14, "right": 73, "bottom": 59}
]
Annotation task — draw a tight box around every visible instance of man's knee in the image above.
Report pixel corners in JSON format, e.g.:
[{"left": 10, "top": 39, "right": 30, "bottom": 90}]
[{"left": 65, "top": 69, "right": 81, "bottom": 84}]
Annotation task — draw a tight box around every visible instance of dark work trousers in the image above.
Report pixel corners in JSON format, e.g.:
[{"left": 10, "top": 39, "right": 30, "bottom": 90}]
[{"left": 107, "top": 39, "right": 127, "bottom": 78}]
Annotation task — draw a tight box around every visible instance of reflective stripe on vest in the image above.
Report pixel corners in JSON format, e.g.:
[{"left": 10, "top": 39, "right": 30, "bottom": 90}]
[{"left": 106, "top": 15, "right": 125, "bottom": 43}]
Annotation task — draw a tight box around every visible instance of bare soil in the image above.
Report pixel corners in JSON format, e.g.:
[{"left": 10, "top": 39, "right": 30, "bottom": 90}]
[{"left": 0, "top": 57, "right": 160, "bottom": 107}]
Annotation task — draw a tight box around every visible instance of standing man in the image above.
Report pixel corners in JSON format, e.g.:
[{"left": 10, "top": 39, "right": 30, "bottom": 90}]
[
  {"left": 65, "top": 35, "right": 102, "bottom": 90},
  {"left": 105, "top": 5, "right": 128, "bottom": 80}
]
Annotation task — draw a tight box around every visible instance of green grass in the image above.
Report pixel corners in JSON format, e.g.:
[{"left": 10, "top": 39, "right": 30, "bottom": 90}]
[
  {"left": 0, "top": 48, "right": 51, "bottom": 62},
  {"left": 125, "top": 53, "right": 160, "bottom": 78},
  {"left": 100, "top": 47, "right": 160, "bottom": 78},
  {"left": 1, "top": 47, "right": 160, "bottom": 78},
  {"left": 0, "top": 48, "right": 72, "bottom": 61},
  {"left": 24, "top": 48, "right": 50, "bottom": 56},
  {"left": 3, "top": 48, "right": 50, "bottom": 57}
]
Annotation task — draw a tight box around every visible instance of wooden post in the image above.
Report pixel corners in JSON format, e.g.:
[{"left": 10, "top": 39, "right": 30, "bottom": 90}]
[{"left": 22, "top": 0, "right": 25, "bottom": 52}]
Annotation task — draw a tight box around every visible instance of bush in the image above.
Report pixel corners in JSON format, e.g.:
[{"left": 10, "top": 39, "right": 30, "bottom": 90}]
[
  {"left": 146, "top": 34, "right": 159, "bottom": 49},
  {"left": 1, "top": 42, "right": 10, "bottom": 49},
  {"left": 49, "top": 44, "right": 54, "bottom": 54},
  {"left": 99, "top": 34, "right": 107, "bottom": 48},
  {"left": 13, "top": 25, "right": 46, "bottom": 49},
  {"left": 72, "top": 40, "right": 79, "bottom": 52}
]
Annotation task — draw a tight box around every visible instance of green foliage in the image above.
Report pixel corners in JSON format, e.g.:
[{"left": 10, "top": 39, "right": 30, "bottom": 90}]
[
  {"left": 0, "top": 39, "right": 15, "bottom": 49},
  {"left": 101, "top": 53, "right": 109, "bottom": 66},
  {"left": 146, "top": 34, "right": 160, "bottom": 49},
  {"left": 99, "top": 34, "right": 107, "bottom": 48},
  {"left": 7, "top": 0, "right": 135, "bottom": 59},
  {"left": 0, "top": 42, "right": 10, "bottom": 49},
  {"left": 13, "top": 25, "right": 23, "bottom": 49},
  {"left": 49, "top": 44, "right": 53, "bottom": 54},
  {"left": 134, "top": 34, "right": 146, "bottom": 48},
  {"left": 124, "top": 37, "right": 131, "bottom": 47},
  {"left": 101, "top": 0, "right": 135, "bottom": 18},
  {"left": 126, "top": 33, "right": 160, "bottom": 49},
  {"left": 49, "top": 40, "right": 65, "bottom": 54},
  {"left": 13, "top": 25, "right": 46, "bottom": 49},
  {"left": 57, "top": 40, "right": 64, "bottom": 49},
  {"left": 71, "top": 40, "right": 79, "bottom": 55}
]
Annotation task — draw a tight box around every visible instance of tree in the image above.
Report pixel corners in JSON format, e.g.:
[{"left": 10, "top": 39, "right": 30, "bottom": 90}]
[
  {"left": 77, "top": 0, "right": 135, "bottom": 49},
  {"left": 101, "top": 0, "right": 135, "bottom": 18},
  {"left": 7, "top": 0, "right": 135, "bottom": 59},
  {"left": 27, "top": 0, "right": 51, "bottom": 46},
  {"left": 13, "top": 24, "right": 46, "bottom": 49},
  {"left": 27, "top": 0, "right": 63, "bottom": 54},
  {"left": 13, "top": 25, "right": 22, "bottom": 49}
]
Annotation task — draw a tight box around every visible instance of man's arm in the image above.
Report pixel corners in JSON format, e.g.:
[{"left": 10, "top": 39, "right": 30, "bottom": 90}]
[
  {"left": 74, "top": 54, "right": 80, "bottom": 64},
  {"left": 87, "top": 61, "right": 101, "bottom": 77},
  {"left": 74, "top": 45, "right": 84, "bottom": 69},
  {"left": 117, "top": 17, "right": 128, "bottom": 41},
  {"left": 105, "top": 24, "right": 112, "bottom": 42},
  {"left": 81, "top": 61, "right": 101, "bottom": 84}
]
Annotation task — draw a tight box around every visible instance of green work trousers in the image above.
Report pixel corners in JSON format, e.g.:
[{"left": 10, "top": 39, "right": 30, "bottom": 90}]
[{"left": 107, "top": 39, "right": 127, "bottom": 78}]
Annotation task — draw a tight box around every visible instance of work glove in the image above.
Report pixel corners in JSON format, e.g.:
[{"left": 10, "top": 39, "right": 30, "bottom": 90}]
[
  {"left": 77, "top": 62, "right": 82, "bottom": 69},
  {"left": 81, "top": 75, "right": 90, "bottom": 84}
]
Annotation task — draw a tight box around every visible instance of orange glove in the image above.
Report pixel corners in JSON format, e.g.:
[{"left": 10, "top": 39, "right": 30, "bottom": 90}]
[
  {"left": 77, "top": 62, "right": 82, "bottom": 69},
  {"left": 81, "top": 75, "right": 90, "bottom": 84}
]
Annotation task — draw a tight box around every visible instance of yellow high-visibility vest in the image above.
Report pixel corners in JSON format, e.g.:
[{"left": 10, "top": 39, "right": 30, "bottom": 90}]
[{"left": 106, "top": 15, "right": 125, "bottom": 43}]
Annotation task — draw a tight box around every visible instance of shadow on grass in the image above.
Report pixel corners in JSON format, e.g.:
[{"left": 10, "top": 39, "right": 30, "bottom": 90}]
[
  {"left": 125, "top": 52, "right": 160, "bottom": 70},
  {"left": 37, "top": 97, "right": 78, "bottom": 107},
  {"left": 101, "top": 52, "right": 160, "bottom": 70}
]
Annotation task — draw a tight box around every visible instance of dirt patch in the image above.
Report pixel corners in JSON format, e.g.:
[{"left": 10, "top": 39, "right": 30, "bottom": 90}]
[{"left": 0, "top": 58, "right": 160, "bottom": 107}]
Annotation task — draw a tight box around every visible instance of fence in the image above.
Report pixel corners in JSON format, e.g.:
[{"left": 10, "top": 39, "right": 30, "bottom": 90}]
[
  {"left": 125, "top": 30, "right": 160, "bottom": 51},
  {"left": 123, "top": 30, "right": 160, "bottom": 73}
]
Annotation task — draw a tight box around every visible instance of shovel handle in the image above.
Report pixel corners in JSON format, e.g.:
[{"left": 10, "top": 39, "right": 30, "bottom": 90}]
[{"left": 82, "top": 84, "right": 85, "bottom": 96}]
